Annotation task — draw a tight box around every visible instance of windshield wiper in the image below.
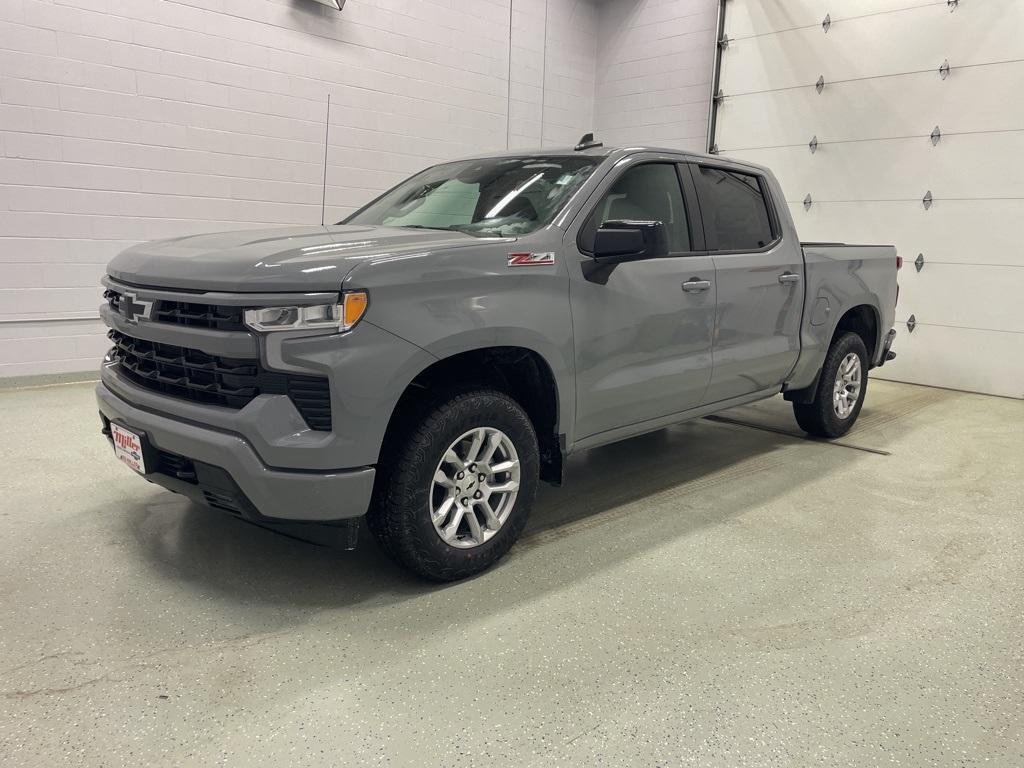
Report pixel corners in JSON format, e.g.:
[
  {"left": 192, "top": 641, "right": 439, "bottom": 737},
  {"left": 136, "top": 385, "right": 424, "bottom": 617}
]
[
  {"left": 445, "top": 225, "right": 493, "bottom": 237},
  {"left": 396, "top": 224, "right": 488, "bottom": 237}
]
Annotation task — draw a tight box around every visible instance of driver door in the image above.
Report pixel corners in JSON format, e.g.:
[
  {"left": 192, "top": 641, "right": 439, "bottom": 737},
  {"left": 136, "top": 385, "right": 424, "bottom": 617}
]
[{"left": 569, "top": 157, "right": 716, "bottom": 442}]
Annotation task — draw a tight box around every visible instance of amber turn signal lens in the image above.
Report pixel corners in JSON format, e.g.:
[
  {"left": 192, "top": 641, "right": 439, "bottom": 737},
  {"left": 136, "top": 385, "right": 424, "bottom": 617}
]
[{"left": 342, "top": 290, "right": 368, "bottom": 331}]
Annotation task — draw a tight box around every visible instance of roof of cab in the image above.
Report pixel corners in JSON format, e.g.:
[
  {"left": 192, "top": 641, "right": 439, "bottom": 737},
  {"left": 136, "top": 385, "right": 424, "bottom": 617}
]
[{"left": 454, "top": 144, "right": 757, "bottom": 168}]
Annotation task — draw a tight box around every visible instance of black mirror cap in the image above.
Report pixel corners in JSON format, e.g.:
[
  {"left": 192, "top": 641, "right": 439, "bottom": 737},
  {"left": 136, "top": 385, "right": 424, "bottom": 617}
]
[{"left": 592, "top": 220, "right": 668, "bottom": 262}]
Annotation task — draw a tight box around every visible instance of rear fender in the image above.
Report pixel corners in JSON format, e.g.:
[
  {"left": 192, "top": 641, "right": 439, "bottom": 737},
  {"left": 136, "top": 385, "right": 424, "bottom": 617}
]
[{"left": 786, "top": 237, "right": 893, "bottom": 392}]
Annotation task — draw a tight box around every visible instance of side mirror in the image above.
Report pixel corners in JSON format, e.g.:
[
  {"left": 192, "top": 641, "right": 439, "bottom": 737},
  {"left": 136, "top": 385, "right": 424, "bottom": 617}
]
[{"left": 592, "top": 220, "right": 669, "bottom": 262}]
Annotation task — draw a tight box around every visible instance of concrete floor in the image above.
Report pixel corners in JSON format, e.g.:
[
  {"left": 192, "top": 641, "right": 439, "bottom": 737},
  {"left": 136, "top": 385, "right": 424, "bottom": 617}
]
[{"left": 1, "top": 379, "right": 1021, "bottom": 767}]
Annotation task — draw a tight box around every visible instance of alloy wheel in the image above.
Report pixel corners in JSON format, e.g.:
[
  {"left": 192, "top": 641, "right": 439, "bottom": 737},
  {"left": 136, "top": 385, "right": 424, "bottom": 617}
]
[
  {"left": 832, "top": 352, "right": 862, "bottom": 419},
  {"left": 429, "top": 427, "right": 521, "bottom": 548}
]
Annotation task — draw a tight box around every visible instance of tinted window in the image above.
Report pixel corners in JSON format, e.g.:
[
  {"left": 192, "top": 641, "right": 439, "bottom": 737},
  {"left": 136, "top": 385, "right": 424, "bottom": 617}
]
[
  {"left": 343, "top": 156, "right": 598, "bottom": 237},
  {"left": 696, "top": 167, "right": 774, "bottom": 251},
  {"left": 581, "top": 163, "right": 691, "bottom": 253}
]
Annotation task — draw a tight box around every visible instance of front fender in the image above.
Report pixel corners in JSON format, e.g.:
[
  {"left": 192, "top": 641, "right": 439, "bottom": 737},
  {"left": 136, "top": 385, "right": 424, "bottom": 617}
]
[
  {"left": 347, "top": 241, "right": 576, "bottom": 447},
  {"left": 277, "top": 321, "right": 440, "bottom": 468}
]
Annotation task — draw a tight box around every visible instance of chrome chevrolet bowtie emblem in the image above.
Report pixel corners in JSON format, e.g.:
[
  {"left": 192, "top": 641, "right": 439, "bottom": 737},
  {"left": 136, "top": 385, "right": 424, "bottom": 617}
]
[{"left": 120, "top": 292, "right": 154, "bottom": 323}]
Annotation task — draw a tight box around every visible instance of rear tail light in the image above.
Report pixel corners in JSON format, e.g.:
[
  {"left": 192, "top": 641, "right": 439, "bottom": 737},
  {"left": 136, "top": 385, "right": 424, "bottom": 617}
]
[{"left": 895, "top": 255, "right": 901, "bottom": 306}]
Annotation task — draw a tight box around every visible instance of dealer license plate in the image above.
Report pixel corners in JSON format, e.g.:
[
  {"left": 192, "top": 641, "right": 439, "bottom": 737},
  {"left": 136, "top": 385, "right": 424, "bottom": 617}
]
[{"left": 111, "top": 422, "right": 146, "bottom": 474}]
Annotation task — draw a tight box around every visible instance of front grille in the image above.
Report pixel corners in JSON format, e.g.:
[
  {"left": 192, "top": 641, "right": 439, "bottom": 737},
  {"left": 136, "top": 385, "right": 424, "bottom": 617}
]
[
  {"left": 104, "top": 289, "right": 246, "bottom": 331},
  {"left": 108, "top": 330, "right": 332, "bottom": 430},
  {"left": 105, "top": 289, "right": 122, "bottom": 313},
  {"left": 155, "top": 300, "right": 246, "bottom": 331},
  {"left": 110, "top": 330, "right": 260, "bottom": 407}
]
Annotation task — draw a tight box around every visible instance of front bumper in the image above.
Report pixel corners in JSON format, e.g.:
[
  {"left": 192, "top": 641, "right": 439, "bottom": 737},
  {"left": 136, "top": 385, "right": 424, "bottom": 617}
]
[{"left": 96, "top": 381, "right": 375, "bottom": 523}]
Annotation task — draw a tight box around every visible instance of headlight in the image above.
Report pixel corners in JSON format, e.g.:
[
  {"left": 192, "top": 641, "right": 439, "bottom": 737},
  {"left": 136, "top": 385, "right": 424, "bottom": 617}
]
[{"left": 244, "top": 291, "right": 368, "bottom": 333}]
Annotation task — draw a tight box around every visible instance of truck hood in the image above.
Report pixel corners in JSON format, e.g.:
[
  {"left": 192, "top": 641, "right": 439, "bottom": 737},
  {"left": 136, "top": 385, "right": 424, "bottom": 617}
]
[{"left": 106, "top": 224, "right": 489, "bottom": 292}]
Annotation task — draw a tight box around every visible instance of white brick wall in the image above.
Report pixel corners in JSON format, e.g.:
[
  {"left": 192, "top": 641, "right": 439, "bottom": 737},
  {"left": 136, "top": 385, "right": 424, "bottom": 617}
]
[
  {"left": 508, "top": 0, "right": 598, "bottom": 150},
  {"left": 0, "top": 0, "right": 601, "bottom": 377},
  {"left": 594, "top": 0, "right": 718, "bottom": 151},
  {"left": 537, "top": 0, "right": 599, "bottom": 147}
]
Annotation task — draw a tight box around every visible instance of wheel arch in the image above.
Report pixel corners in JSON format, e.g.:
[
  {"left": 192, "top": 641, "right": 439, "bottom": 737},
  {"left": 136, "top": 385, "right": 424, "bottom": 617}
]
[
  {"left": 833, "top": 303, "right": 880, "bottom": 363},
  {"left": 379, "top": 343, "right": 567, "bottom": 485},
  {"left": 785, "top": 300, "right": 880, "bottom": 405}
]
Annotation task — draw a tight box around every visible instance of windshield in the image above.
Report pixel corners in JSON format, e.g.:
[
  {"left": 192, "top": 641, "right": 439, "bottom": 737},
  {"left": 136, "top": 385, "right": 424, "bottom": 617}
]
[{"left": 342, "top": 155, "right": 599, "bottom": 237}]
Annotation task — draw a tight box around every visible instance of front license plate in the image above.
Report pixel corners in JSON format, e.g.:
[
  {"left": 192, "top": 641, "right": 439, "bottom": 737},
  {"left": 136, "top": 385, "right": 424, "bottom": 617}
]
[{"left": 111, "top": 422, "right": 146, "bottom": 474}]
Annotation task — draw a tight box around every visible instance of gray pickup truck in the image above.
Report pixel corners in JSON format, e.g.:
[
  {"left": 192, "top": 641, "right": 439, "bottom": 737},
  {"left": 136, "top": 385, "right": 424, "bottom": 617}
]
[{"left": 97, "top": 142, "right": 898, "bottom": 580}]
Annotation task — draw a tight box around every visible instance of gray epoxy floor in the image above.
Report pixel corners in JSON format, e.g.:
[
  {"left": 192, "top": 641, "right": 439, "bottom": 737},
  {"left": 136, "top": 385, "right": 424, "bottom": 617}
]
[{"left": 1, "top": 379, "right": 1021, "bottom": 767}]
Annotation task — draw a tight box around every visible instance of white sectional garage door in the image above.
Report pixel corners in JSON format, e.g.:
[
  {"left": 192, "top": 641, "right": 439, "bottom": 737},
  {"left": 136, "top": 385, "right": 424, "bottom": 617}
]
[{"left": 713, "top": 0, "right": 1024, "bottom": 399}]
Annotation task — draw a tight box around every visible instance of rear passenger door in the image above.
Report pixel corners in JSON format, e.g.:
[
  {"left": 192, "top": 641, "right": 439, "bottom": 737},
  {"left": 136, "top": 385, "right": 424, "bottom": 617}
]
[{"left": 689, "top": 164, "right": 803, "bottom": 401}]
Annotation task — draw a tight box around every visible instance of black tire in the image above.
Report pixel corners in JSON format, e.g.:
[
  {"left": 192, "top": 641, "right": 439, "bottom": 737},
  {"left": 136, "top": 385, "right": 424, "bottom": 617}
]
[
  {"left": 792, "top": 332, "right": 869, "bottom": 438},
  {"left": 367, "top": 388, "right": 539, "bottom": 581}
]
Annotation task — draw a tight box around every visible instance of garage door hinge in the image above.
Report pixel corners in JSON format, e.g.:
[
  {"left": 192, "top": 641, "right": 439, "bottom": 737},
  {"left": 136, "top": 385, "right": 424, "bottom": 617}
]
[
  {"left": 930, "top": 126, "right": 942, "bottom": 146},
  {"left": 822, "top": 13, "right": 831, "bottom": 33},
  {"left": 719, "top": 33, "right": 729, "bottom": 50},
  {"left": 710, "top": 143, "right": 719, "bottom": 154},
  {"left": 816, "top": 75, "right": 825, "bottom": 94},
  {"left": 713, "top": 88, "right": 725, "bottom": 105},
  {"left": 915, "top": 253, "right": 925, "bottom": 272},
  {"left": 939, "top": 59, "right": 951, "bottom": 80},
  {"left": 803, "top": 194, "right": 813, "bottom": 210},
  {"left": 922, "top": 190, "right": 933, "bottom": 210},
  {"left": 947, "top": 0, "right": 959, "bottom": 11},
  {"left": 907, "top": 315, "right": 917, "bottom": 333},
  {"left": 809, "top": 135, "right": 818, "bottom": 153}
]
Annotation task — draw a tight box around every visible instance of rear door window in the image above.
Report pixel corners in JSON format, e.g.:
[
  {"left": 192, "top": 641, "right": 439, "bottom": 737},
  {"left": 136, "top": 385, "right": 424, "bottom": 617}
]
[{"left": 694, "top": 166, "right": 775, "bottom": 251}]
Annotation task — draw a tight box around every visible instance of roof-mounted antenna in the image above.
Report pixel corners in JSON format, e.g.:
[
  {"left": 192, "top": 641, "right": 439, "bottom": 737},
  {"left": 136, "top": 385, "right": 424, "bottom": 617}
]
[{"left": 574, "top": 133, "right": 603, "bottom": 151}]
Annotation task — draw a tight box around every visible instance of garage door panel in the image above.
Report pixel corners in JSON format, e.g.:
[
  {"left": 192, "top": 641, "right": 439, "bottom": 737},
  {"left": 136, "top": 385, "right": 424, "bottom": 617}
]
[
  {"left": 788, "top": 200, "right": 1024, "bottom": 267},
  {"left": 716, "top": 61, "right": 1024, "bottom": 150},
  {"left": 789, "top": 200, "right": 916, "bottom": 250},
  {"left": 896, "top": 265, "right": 1024, "bottom": 335},
  {"left": 728, "top": 131, "right": 1024, "bottom": 201},
  {"left": 877, "top": 323, "right": 1024, "bottom": 399},
  {"left": 721, "top": 4, "right": 1021, "bottom": 94},
  {"left": 719, "top": 0, "right": 1024, "bottom": 398},
  {"left": 725, "top": 0, "right": 946, "bottom": 40}
]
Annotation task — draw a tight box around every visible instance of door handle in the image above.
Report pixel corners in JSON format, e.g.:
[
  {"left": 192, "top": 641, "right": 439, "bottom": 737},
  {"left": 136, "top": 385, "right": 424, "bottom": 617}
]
[
  {"left": 778, "top": 272, "right": 801, "bottom": 284},
  {"left": 682, "top": 279, "right": 712, "bottom": 293}
]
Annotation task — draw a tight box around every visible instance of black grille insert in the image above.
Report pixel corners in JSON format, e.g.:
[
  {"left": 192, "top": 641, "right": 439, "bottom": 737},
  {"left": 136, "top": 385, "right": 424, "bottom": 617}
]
[
  {"left": 155, "top": 300, "right": 246, "bottom": 331},
  {"left": 104, "top": 289, "right": 246, "bottom": 332},
  {"left": 108, "top": 330, "right": 332, "bottom": 430},
  {"left": 105, "top": 289, "right": 122, "bottom": 314}
]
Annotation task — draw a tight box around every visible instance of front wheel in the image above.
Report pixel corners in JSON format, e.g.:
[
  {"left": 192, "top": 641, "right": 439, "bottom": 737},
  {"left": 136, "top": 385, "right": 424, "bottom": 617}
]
[
  {"left": 792, "top": 332, "right": 868, "bottom": 438},
  {"left": 367, "top": 389, "right": 539, "bottom": 581}
]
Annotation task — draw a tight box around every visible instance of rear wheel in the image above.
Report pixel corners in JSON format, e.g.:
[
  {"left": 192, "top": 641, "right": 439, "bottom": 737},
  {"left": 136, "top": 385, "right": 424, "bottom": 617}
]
[
  {"left": 792, "top": 332, "right": 868, "bottom": 438},
  {"left": 367, "top": 388, "right": 539, "bottom": 581}
]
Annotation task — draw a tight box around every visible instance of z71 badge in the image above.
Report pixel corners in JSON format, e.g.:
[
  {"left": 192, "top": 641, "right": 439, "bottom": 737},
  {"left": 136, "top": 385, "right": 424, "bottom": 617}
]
[{"left": 507, "top": 251, "right": 555, "bottom": 267}]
